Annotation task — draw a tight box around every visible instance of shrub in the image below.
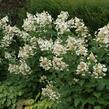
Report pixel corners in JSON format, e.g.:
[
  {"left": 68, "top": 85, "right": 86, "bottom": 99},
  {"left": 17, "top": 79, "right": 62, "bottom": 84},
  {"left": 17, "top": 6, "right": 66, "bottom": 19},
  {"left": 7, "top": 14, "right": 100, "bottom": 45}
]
[{"left": 1, "top": 11, "right": 109, "bottom": 109}]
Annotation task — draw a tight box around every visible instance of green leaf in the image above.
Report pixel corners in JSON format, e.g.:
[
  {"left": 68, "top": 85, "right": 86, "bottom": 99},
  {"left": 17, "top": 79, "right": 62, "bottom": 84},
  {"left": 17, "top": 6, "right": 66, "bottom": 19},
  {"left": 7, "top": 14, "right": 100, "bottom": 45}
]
[
  {"left": 97, "top": 80, "right": 105, "bottom": 91},
  {"left": 74, "top": 98, "right": 81, "bottom": 107},
  {"left": 94, "top": 106, "right": 101, "bottom": 109},
  {"left": 93, "top": 92, "right": 101, "bottom": 98}
]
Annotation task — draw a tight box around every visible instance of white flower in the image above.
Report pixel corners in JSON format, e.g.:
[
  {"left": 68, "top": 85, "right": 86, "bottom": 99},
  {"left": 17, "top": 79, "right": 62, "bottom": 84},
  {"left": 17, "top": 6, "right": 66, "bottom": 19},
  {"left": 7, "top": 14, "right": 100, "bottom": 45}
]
[
  {"left": 37, "top": 38, "right": 53, "bottom": 51},
  {"left": 4, "top": 52, "right": 12, "bottom": 59},
  {"left": 36, "top": 11, "right": 52, "bottom": 26},
  {"left": 76, "top": 61, "right": 89, "bottom": 76},
  {"left": 42, "top": 83, "right": 60, "bottom": 101},
  {"left": 76, "top": 45, "right": 88, "bottom": 56},
  {"left": 40, "top": 75, "right": 47, "bottom": 82},
  {"left": 8, "top": 61, "right": 31, "bottom": 75},
  {"left": 92, "top": 63, "right": 107, "bottom": 78},
  {"left": 23, "top": 11, "right": 52, "bottom": 31},
  {"left": 8, "top": 64, "right": 19, "bottom": 74},
  {"left": 1, "top": 25, "right": 21, "bottom": 47},
  {"left": 40, "top": 57, "right": 52, "bottom": 70},
  {"left": 19, "top": 60, "right": 31, "bottom": 75},
  {"left": 53, "top": 39, "right": 66, "bottom": 56},
  {"left": 0, "top": 16, "right": 8, "bottom": 28},
  {"left": 54, "top": 11, "right": 70, "bottom": 34},
  {"left": 73, "top": 17, "right": 90, "bottom": 38},
  {"left": 66, "top": 36, "right": 77, "bottom": 50},
  {"left": 1, "top": 34, "right": 14, "bottom": 47},
  {"left": 57, "top": 11, "right": 69, "bottom": 21},
  {"left": 87, "top": 52, "right": 97, "bottom": 62},
  {"left": 52, "top": 57, "right": 68, "bottom": 71},
  {"left": 21, "top": 31, "right": 31, "bottom": 42},
  {"left": 30, "top": 37, "right": 38, "bottom": 48},
  {"left": 22, "top": 13, "right": 37, "bottom": 31},
  {"left": 96, "top": 25, "right": 109, "bottom": 47},
  {"left": 18, "top": 44, "right": 34, "bottom": 59},
  {"left": 55, "top": 20, "right": 70, "bottom": 34}
]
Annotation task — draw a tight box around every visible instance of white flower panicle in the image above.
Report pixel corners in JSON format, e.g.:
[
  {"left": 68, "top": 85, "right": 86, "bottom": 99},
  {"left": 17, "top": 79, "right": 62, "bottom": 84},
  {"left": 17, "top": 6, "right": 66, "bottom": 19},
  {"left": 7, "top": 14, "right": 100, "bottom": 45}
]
[
  {"left": 8, "top": 64, "right": 19, "bottom": 74},
  {"left": 40, "top": 56, "right": 68, "bottom": 71},
  {"left": 37, "top": 38, "right": 53, "bottom": 51},
  {"left": 87, "top": 52, "right": 97, "bottom": 63},
  {"left": 8, "top": 61, "right": 31, "bottom": 75},
  {"left": 30, "top": 37, "right": 38, "bottom": 48},
  {"left": 54, "top": 11, "right": 70, "bottom": 34},
  {"left": 42, "top": 83, "right": 60, "bottom": 101},
  {"left": 19, "top": 60, "right": 31, "bottom": 75},
  {"left": 22, "top": 11, "right": 52, "bottom": 32},
  {"left": 57, "top": 11, "right": 69, "bottom": 21},
  {"left": 53, "top": 39, "right": 66, "bottom": 56},
  {"left": 4, "top": 52, "right": 13, "bottom": 60},
  {"left": 18, "top": 44, "right": 34, "bottom": 60},
  {"left": 76, "top": 45, "right": 88, "bottom": 56},
  {"left": 1, "top": 25, "right": 21, "bottom": 47},
  {"left": 76, "top": 61, "right": 89, "bottom": 76},
  {"left": 66, "top": 37, "right": 88, "bottom": 56},
  {"left": 0, "top": 16, "right": 8, "bottom": 28},
  {"left": 73, "top": 17, "right": 90, "bottom": 38},
  {"left": 55, "top": 21, "right": 70, "bottom": 35},
  {"left": 40, "top": 57, "right": 52, "bottom": 70},
  {"left": 1, "top": 34, "right": 13, "bottom": 47},
  {"left": 66, "top": 36, "right": 78, "bottom": 51},
  {"left": 96, "top": 24, "right": 109, "bottom": 47},
  {"left": 92, "top": 63, "right": 107, "bottom": 78},
  {"left": 22, "top": 13, "right": 37, "bottom": 31},
  {"left": 21, "top": 31, "right": 31, "bottom": 42},
  {"left": 40, "top": 75, "right": 47, "bottom": 82},
  {"left": 52, "top": 57, "right": 68, "bottom": 71},
  {"left": 35, "top": 11, "right": 52, "bottom": 26}
]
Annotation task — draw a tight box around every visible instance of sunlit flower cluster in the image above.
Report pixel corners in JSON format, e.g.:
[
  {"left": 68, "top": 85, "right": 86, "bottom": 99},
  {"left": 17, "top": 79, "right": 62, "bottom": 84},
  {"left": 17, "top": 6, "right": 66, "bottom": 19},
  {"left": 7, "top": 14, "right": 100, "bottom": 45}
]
[
  {"left": 52, "top": 57, "right": 68, "bottom": 71},
  {"left": 18, "top": 44, "right": 34, "bottom": 60},
  {"left": 22, "top": 11, "right": 52, "bottom": 32},
  {"left": 76, "top": 61, "right": 89, "bottom": 76},
  {"left": 40, "top": 56, "right": 68, "bottom": 71},
  {"left": 1, "top": 25, "right": 21, "bottom": 47},
  {"left": 42, "top": 82, "right": 60, "bottom": 101},
  {"left": 73, "top": 17, "right": 90, "bottom": 38},
  {"left": 53, "top": 39, "right": 66, "bottom": 56},
  {"left": 96, "top": 24, "right": 109, "bottom": 47},
  {"left": 0, "top": 16, "right": 8, "bottom": 28},
  {"left": 87, "top": 52, "right": 97, "bottom": 63},
  {"left": 40, "top": 57, "right": 52, "bottom": 70},
  {"left": 92, "top": 63, "right": 107, "bottom": 78},
  {"left": 54, "top": 11, "right": 70, "bottom": 34},
  {"left": 37, "top": 38, "right": 53, "bottom": 51},
  {"left": 66, "top": 36, "right": 78, "bottom": 50},
  {"left": 8, "top": 60, "right": 31, "bottom": 75}
]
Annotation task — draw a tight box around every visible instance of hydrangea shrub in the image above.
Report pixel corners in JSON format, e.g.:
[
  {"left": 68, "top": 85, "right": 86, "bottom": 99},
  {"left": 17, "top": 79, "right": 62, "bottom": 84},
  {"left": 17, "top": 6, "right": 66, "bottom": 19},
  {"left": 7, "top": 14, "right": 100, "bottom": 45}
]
[{"left": 0, "top": 11, "right": 109, "bottom": 109}]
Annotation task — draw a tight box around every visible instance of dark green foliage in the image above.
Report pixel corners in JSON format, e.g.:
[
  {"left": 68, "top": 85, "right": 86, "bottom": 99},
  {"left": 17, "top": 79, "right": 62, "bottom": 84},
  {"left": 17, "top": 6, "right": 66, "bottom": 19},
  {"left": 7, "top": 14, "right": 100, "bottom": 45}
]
[
  {"left": 0, "top": 73, "right": 43, "bottom": 109},
  {"left": 0, "top": 0, "right": 27, "bottom": 27},
  {"left": 56, "top": 78, "right": 109, "bottom": 109}
]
